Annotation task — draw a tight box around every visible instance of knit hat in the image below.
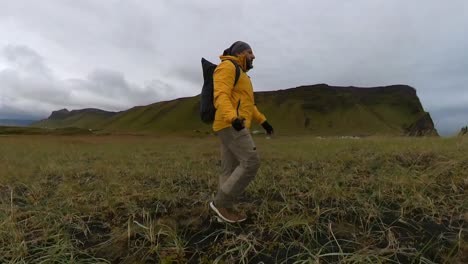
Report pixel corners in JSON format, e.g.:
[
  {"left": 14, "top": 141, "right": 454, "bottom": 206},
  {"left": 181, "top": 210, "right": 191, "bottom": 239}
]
[{"left": 223, "top": 41, "right": 252, "bottom": 56}]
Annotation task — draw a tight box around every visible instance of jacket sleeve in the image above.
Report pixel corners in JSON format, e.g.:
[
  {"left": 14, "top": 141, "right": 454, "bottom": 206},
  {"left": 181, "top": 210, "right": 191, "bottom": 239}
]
[
  {"left": 213, "top": 61, "right": 237, "bottom": 123},
  {"left": 253, "top": 105, "right": 267, "bottom": 124}
]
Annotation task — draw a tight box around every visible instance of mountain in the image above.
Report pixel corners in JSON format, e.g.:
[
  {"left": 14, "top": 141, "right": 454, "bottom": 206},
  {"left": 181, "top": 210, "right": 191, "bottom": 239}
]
[
  {"left": 0, "top": 119, "right": 37, "bottom": 126},
  {"left": 32, "top": 84, "right": 439, "bottom": 136},
  {"left": 35, "top": 108, "right": 118, "bottom": 129}
]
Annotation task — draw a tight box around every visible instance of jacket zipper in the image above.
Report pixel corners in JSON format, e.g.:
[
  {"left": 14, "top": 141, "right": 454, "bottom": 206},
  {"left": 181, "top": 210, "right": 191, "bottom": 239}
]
[{"left": 236, "top": 100, "right": 241, "bottom": 117}]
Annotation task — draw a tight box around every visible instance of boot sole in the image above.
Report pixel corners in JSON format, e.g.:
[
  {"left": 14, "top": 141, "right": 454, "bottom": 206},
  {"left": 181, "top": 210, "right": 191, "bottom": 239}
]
[{"left": 209, "top": 202, "right": 246, "bottom": 223}]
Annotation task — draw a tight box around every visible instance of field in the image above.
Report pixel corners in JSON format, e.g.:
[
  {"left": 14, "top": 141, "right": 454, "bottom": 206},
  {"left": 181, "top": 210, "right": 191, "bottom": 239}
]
[{"left": 0, "top": 134, "right": 466, "bottom": 263}]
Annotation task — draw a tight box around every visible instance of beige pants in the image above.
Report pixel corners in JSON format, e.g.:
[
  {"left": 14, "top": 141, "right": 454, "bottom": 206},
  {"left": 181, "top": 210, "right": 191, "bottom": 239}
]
[{"left": 215, "top": 127, "right": 260, "bottom": 208}]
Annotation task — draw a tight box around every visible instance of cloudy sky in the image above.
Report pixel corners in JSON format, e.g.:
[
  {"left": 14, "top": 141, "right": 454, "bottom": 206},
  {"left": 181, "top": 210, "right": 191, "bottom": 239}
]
[{"left": 0, "top": 0, "right": 466, "bottom": 135}]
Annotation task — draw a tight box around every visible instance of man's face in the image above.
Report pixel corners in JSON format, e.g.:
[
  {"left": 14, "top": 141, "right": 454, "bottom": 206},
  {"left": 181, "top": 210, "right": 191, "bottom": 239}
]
[{"left": 240, "top": 49, "right": 255, "bottom": 70}]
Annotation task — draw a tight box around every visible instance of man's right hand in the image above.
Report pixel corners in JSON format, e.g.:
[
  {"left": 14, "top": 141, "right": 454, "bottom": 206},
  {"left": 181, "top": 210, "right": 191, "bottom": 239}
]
[
  {"left": 261, "top": 121, "right": 274, "bottom": 135},
  {"left": 232, "top": 118, "right": 245, "bottom": 131}
]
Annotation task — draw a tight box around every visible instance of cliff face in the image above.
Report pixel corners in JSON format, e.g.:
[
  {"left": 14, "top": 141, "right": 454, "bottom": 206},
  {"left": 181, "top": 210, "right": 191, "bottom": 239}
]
[
  {"left": 404, "top": 112, "right": 439, "bottom": 136},
  {"left": 49, "top": 109, "right": 70, "bottom": 120},
  {"left": 34, "top": 84, "right": 438, "bottom": 136}
]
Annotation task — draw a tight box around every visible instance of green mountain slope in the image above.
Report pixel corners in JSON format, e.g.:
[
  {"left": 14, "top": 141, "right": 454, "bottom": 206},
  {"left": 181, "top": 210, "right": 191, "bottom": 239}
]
[{"left": 32, "top": 84, "right": 438, "bottom": 136}]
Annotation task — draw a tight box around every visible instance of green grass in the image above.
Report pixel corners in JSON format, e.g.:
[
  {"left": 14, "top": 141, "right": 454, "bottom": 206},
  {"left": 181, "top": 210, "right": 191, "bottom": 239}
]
[
  {"left": 0, "top": 135, "right": 466, "bottom": 263},
  {"left": 0, "top": 126, "right": 93, "bottom": 136}
]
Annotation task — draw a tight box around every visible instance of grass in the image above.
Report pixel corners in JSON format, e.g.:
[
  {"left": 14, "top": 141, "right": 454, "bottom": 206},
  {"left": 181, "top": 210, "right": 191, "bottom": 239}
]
[
  {"left": 0, "top": 134, "right": 466, "bottom": 263},
  {"left": 0, "top": 126, "right": 93, "bottom": 136}
]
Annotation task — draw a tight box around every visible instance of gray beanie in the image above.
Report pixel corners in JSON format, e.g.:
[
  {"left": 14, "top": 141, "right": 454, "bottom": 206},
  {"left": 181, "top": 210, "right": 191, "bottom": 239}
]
[{"left": 223, "top": 41, "right": 252, "bottom": 56}]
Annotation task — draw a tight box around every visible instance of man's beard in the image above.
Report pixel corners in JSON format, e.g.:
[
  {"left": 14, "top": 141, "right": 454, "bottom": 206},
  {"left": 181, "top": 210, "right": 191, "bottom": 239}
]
[{"left": 246, "top": 59, "right": 254, "bottom": 71}]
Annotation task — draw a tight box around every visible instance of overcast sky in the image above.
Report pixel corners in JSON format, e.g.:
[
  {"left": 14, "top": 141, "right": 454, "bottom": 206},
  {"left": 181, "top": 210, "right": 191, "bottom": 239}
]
[{"left": 0, "top": 0, "right": 467, "bottom": 135}]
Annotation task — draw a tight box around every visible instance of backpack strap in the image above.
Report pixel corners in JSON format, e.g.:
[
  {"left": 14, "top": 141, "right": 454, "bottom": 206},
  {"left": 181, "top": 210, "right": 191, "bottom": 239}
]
[{"left": 227, "top": 59, "right": 241, "bottom": 87}]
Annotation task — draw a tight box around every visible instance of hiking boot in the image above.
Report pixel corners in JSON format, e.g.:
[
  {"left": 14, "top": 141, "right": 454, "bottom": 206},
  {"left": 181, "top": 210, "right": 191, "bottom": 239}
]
[{"left": 210, "top": 201, "right": 247, "bottom": 223}]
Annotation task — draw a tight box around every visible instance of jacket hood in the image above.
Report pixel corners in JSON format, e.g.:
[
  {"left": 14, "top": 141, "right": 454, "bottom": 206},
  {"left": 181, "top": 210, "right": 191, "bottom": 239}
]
[{"left": 219, "top": 55, "right": 248, "bottom": 72}]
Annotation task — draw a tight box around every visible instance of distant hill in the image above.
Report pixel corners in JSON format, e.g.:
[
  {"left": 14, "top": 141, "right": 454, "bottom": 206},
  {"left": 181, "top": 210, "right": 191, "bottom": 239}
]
[
  {"left": 32, "top": 84, "right": 439, "bottom": 136},
  {"left": 35, "top": 108, "right": 118, "bottom": 129},
  {"left": 0, "top": 119, "right": 37, "bottom": 127}
]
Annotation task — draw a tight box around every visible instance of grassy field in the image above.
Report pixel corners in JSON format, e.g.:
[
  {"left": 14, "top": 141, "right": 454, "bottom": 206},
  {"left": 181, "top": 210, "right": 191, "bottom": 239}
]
[{"left": 0, "top": 135, "right": 466, "bottom": 263}]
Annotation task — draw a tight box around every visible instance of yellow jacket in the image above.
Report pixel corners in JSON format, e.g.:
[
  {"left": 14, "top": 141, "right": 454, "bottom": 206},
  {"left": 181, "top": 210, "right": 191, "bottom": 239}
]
[{"left": 212, "top": 54, "right": 267, "bottom": 132}]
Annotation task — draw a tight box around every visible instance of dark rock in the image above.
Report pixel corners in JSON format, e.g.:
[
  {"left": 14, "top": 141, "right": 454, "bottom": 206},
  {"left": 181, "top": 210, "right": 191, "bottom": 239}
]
[
  {"left": 404, "top": 112, "right": 439, "bottom": 136},
  {"left": 49, "top": 108, "right": 70, "bottom": 120},
  {"left": 458, "top": 126, "right": 468, "bottom": 136}
]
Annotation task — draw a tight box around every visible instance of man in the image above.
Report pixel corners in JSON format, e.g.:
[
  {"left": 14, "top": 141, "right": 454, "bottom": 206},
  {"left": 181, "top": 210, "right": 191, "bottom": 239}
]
[{"left": 209, "top": 41, "right": 274, "bottom": 223}]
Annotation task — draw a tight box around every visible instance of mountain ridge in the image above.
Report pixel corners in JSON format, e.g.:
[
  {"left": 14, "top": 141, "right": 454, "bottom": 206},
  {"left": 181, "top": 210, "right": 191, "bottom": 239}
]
[{"left": 32, "top": 84, "right": 439, "bottom": 136}]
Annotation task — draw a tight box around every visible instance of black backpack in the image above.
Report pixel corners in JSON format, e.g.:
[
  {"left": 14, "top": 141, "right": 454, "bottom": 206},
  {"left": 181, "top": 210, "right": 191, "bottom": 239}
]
[{"left": 200, "top": 58, "right": 241, "bottom": 124}]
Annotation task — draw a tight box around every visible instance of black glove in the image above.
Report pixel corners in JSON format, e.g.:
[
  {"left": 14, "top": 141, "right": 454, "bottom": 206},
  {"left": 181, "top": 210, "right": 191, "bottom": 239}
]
[
  {"left": 262, "top": 121, "right": 274, "bottom": 135},
  {"left": 232, "top": 118, "right": 245, "bottom": 131}
]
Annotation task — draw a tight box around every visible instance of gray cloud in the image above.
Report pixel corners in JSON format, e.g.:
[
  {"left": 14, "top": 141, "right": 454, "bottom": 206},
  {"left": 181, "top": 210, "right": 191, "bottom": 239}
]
[
  {"left": 0, "top": 45, "right": 181, "bottom": 118},
  {"left": 0, "top": 45, "right": 70, "bottom": 117},
  {"left": 0, "top": 0, "right": 467, "bottom": 134},
  {"left": 3, "top": 45, "right": 51, "bottom": 76}
]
